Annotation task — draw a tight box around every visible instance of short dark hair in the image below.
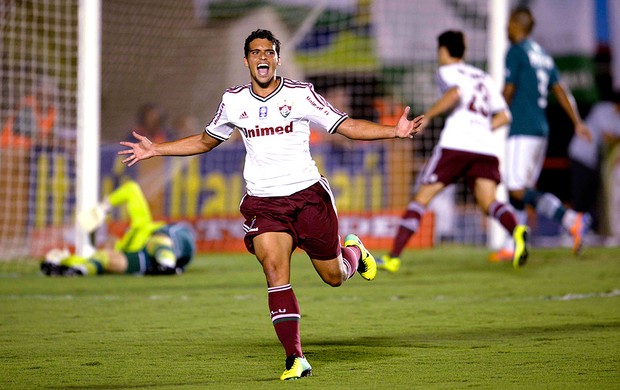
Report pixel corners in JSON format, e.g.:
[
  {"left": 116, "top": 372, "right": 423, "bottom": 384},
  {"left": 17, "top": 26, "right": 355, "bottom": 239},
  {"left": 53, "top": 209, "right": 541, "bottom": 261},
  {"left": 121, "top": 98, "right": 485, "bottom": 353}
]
[
  {"left": 510, "top": 7, "right": 535, "bottom": 34},
  {"left": 438, "top": 30, "right": 466, "bottom": 59},
  {"left": 244, "top": 29, "right": 281, "bottom": 57}
]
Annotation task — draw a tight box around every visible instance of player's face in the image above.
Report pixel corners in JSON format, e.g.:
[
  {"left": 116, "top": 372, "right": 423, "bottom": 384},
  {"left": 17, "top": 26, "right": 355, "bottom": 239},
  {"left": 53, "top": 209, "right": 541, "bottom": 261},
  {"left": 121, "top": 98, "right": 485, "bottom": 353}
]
[
  {"left": 244, "top": 38, "right": 280, "bottom": 89},
  {"left": 507, "top": 19, "right": 519, "bottom": 43}
]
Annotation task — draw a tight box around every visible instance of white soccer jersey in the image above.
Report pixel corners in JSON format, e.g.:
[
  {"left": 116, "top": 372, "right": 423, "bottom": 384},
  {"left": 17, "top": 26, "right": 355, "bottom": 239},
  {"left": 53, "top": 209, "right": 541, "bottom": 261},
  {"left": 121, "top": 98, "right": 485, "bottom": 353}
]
[
  {"left": 205, "top": 76, "right": 348, "bottom": 197},
  {"left": 435, "top": 62, "right": 507, "bottom": 157}
]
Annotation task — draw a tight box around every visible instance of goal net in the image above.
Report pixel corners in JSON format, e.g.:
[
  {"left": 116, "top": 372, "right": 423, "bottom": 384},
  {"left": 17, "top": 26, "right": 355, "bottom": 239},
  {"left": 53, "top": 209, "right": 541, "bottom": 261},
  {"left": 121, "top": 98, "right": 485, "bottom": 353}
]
[
  {"left": 1, "top": 0, "right": 78, "bottom": 260},
  {"left": 1, "top": 0, "right": 502, "bottom": 261}
]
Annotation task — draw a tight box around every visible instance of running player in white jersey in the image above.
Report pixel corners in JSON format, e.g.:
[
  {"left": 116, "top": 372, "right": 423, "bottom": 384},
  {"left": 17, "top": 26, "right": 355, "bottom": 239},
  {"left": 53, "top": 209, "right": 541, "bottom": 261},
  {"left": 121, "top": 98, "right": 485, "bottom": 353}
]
[
  {"left": 118, "top": 29, "right": 423, "bottom": 381},
  {"left": 379, "top": 30, "right": 528, "bottom": 272}
]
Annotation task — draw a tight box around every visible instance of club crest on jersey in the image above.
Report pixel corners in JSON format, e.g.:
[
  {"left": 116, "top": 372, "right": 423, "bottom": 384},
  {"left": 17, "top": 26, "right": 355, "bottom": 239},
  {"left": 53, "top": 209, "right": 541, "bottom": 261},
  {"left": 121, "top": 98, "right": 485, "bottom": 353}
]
[
  {"left": 258, "top": 106, "right": 268, "bottom": 119},
  {"left": 278, "top": 101, "right": 292, "bottom": 118}
]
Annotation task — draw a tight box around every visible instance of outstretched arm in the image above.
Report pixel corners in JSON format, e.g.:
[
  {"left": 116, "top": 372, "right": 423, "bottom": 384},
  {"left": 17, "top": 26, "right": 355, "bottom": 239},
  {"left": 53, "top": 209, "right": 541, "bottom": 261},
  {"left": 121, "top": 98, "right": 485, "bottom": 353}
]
[
  {"left": 76, "top": 180, "right": 154, "bottom": 233},
  {"left": 416, "top": 87, "right": 461, "bottom": 134},
  {"left": 335, "top": 106, "right": 424, "bottom": 140},
  {"left": 551, "top": 83, "right": 592, "bottom": 142},
  {"left": 118, "top": 131, "right": 221, "bottom": 167}
]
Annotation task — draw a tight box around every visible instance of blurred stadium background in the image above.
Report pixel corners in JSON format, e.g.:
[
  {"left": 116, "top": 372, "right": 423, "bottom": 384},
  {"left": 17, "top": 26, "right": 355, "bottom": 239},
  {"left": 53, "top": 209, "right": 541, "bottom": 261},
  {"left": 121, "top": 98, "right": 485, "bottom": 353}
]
[{"left": 1, "top": 0, "right": 618, "bottom": 261}]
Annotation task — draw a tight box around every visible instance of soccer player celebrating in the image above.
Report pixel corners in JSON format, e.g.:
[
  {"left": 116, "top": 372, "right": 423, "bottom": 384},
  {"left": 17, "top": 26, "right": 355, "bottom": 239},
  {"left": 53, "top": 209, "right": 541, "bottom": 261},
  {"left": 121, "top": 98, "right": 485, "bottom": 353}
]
[
  {"left": 119, "top": 29, "right": 423, "bottom": 380},
  {"left": 379, "top": 30, "right": 528, "bottom": 272},
  {"left": 492, "top": 7, "right": 593, "bottom": 261}
]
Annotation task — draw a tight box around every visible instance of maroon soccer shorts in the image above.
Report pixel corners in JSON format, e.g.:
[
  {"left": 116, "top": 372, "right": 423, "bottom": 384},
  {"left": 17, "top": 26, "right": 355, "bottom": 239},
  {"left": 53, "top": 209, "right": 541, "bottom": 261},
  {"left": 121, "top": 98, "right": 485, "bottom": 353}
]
[
  {"left": 239, "top": 178, "right": 341, "bottom": 260},
  {"left": 420, "top": 147, "right": 501, "bottom": 190}
]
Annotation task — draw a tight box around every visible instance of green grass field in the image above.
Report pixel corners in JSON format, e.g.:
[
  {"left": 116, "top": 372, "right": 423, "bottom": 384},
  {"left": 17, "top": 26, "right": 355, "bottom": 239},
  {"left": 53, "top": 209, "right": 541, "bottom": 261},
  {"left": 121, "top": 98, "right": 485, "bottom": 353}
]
[{"left": 1, "top": 246, "right": 619, "bottom": 389}]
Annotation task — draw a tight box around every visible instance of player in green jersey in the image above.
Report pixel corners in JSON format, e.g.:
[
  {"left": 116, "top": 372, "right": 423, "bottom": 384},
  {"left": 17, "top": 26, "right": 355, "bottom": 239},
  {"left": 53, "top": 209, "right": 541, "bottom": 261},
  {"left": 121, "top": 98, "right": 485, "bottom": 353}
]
[{"left": 491, "top": 7, "right": 593, "bottom": 261}]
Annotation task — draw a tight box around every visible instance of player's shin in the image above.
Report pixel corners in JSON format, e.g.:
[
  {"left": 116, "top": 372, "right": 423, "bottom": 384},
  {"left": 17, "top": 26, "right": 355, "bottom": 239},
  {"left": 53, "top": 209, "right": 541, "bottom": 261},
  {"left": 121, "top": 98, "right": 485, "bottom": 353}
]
[
  {"left": 489, "top": 201, "right": 517, "bottom": 234},
  {"left": 59, "top": 252, "right": 107, "bottom": 276},
  {"left": 390, "top": 201, "right": 425, "bottom": 257},
  {"left": 268, "top": 284, "right": 303, "bottom": 358}
]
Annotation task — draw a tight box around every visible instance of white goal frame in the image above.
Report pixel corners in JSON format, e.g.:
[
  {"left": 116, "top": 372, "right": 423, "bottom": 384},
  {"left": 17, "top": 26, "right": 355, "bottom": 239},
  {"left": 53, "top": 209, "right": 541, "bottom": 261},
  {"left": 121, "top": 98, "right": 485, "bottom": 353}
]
[
  {"left": 486, "top": 0, "right": 510, "bottom": 249},
  {"left": 76, "top": 0, "right": 101, "bottom": 257}
]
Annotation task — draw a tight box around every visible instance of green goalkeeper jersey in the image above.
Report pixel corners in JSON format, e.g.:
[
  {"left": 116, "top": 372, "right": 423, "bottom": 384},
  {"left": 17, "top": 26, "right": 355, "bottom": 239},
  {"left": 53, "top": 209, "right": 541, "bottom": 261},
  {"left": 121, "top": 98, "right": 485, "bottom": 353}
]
[
  {"left": 107, "top": 180, "right": 164, "bottom": 252},
  {"left": 504, "top": 38, "right": 560, "bottom": 138}
]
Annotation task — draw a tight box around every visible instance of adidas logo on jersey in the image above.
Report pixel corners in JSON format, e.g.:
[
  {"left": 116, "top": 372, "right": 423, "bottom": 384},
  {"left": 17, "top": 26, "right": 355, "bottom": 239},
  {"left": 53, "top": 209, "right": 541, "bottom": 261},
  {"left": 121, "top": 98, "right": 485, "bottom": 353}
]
[
  {"left": 239, "top": 111, "right": 248, "bottom": 119},
  {"left": 240, "top": 121, "right": 294, "bottom": 139}
]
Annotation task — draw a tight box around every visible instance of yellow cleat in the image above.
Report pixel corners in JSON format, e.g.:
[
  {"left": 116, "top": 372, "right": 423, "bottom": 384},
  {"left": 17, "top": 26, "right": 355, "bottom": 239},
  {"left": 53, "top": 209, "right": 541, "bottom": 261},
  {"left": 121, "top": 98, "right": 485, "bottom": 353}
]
[
  {"left": 377, "top": 254, "right": 401, "bottom": 273},
  {"left": 512, "top": 225, "right": 529, "bottom": 269},
  {"left": 280, "top": 355, "right": 312, "bottom": 380},
  {"left": 344, "top": 234, "right": 377, "bottom": 281}
]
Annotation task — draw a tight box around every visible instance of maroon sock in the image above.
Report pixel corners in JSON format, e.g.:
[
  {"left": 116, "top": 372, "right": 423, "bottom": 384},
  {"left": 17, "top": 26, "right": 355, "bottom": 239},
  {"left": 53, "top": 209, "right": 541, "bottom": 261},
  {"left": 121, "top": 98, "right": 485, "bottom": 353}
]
[
  {"left": 390, "top": 201, "right": 424, "bottom": 257},
  {"left": 268, "top": 284, "right": 302, "bottom": 358},
  {"left": 341, "top": 245, "right": 360, "bottom": 279},
  {"left": 489, "top": 201, "right": 518, "bottom": 234}
]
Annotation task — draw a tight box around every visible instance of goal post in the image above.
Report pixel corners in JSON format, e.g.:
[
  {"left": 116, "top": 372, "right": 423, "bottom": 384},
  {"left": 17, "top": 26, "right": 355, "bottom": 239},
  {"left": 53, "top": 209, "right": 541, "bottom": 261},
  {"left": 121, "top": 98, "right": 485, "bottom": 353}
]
[
  {"left": 76, "top": 0, "right": 101, "bottom": 257},
  {"left": 487, "top": 0, "right": 510, "bottom": 250}
]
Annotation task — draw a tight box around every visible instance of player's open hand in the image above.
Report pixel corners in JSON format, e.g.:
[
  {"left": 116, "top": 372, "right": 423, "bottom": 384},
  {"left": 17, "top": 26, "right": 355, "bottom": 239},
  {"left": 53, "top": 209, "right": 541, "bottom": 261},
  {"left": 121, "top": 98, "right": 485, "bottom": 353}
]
[
  {"left": 395, "top": 106, "right": 424, "bottom": 139},
  {"left": 118, "top": 131, "right": 156, "bottom": 167}
]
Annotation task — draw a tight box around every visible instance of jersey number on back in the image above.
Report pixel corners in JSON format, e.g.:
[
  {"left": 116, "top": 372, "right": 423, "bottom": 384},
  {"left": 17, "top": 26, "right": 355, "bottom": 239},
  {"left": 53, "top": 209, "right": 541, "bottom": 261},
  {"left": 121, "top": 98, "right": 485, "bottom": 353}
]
[
  {"left": 536, "top": 69, "right": 549, "bottom": 109},
  {"left": 467, "top": 82, "right": 490, "bottom": 118}
]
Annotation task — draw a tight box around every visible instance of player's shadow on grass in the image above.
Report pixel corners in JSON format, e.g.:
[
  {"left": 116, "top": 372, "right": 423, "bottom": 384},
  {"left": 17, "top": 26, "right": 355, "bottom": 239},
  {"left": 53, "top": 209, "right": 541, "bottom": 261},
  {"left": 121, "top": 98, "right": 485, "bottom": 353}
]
[{"left": 305, "top": 320, "right": 620, "bottom": 363}]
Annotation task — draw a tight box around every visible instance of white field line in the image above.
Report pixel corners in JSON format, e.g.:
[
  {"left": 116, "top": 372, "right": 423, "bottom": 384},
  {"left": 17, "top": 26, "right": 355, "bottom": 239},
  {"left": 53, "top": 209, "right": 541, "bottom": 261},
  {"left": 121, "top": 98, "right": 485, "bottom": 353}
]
[
  {"left": 545, "top": 289, "right": 620, "bottom": 301},
  {"left": 1, "top": 290, "right": 619, "bottom": 302},
  {"left": 391, "top": 289, "right": 620, "bottom": 303}
]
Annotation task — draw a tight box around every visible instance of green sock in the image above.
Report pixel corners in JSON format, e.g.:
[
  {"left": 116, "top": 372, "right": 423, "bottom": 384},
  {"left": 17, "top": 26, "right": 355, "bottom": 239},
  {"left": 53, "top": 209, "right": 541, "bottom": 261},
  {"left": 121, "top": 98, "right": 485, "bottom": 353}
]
[
  {"left": 60, "top": 251, "right": 109, "bottom": 276},
  {"left": 60, "top": 255, "right": 93, "bottom": 276}
]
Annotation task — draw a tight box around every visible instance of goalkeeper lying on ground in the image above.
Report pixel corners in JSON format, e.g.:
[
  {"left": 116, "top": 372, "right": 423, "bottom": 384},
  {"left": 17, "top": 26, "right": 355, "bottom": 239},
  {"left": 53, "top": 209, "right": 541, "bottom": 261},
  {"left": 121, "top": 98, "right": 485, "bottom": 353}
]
[{"left": 41, "top": 180, "right": 196, "bottom": 276}]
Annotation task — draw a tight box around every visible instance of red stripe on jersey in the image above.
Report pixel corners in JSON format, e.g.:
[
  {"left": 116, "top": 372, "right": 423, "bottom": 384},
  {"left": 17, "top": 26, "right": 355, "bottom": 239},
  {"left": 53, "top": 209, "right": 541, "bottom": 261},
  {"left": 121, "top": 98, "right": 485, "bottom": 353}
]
[
  {"left": 226, "top": 84, "right": 250, "bottom": 94},
  {"left": 308, "top": 86, "right": 346, "bottom": 117},
  {"left": 282, "top": 78, "right": 311, "bottom": 88},
  {"left": 207, "top": 102, "right": 225, "bottom": 127}
]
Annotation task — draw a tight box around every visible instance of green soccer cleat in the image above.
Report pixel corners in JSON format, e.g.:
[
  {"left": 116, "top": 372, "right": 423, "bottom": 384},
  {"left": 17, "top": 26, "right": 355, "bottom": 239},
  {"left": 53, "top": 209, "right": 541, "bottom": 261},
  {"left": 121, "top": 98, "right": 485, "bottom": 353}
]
[
  {"left": 344, "top": 233, "right": 377, "bottom": 281},
  {"left": 512, "top": 224, "right": 529, "bottom": 269},
  {"left": 280, "top": 354, "right": 312, "bottom": 380},
  {"left": 377, "top": 254, "right": 401, "bottom": 273}
]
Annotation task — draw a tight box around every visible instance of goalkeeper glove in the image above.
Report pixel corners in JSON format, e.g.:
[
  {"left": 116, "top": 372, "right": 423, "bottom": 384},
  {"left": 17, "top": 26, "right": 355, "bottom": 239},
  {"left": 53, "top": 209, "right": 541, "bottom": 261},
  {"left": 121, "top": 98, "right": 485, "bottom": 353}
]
[{"left": 77, "top": 201, "right": 110, "bottom": 233}]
